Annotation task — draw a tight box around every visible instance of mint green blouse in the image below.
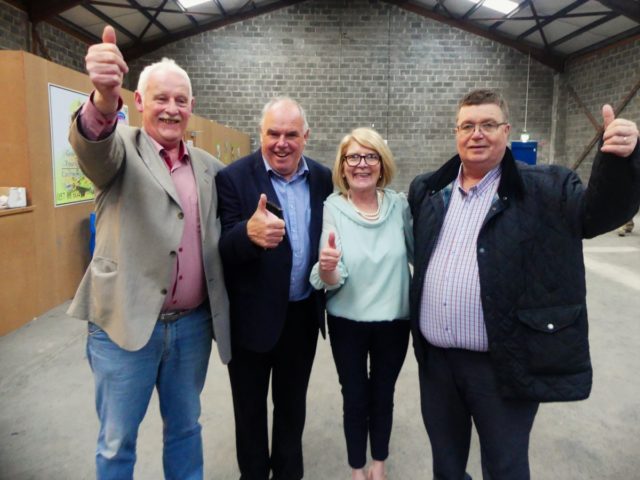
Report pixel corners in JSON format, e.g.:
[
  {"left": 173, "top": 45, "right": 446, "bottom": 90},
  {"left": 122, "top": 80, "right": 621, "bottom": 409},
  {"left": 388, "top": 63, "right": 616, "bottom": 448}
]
[{"left": 309, "top": 189, "right": 413, "bottom": 322}]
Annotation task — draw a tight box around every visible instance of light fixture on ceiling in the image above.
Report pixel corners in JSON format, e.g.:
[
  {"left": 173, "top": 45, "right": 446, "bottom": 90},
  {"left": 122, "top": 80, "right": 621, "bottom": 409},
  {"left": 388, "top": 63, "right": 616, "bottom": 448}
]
[
  {"left": 176, "top": 0, "right": 210, "bottom": 10},
  {"left": 520, "top": 53, "right": 531, "bottom": 143},
  {"left": 467, "top": 0, "right": 518, "bottom": 15}
]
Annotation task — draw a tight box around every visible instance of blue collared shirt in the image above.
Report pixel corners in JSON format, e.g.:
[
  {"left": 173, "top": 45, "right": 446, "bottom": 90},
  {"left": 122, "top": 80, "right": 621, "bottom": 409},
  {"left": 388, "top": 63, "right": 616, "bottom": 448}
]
[{"left": 263, "top": 156, "right": 312, "bottom": 301}]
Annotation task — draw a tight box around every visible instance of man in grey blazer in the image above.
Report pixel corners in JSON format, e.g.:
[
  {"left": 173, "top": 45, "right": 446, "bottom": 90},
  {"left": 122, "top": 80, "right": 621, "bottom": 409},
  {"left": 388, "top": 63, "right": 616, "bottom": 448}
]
[{"left": 67, "top": 25, "right": 230, "bottom": 480}]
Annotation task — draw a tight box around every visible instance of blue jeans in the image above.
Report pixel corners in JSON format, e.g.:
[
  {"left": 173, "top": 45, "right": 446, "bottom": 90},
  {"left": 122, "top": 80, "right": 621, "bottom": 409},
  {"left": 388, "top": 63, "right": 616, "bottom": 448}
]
[{"left": 86, "top": 307, "right": 213, "bottom": 480}]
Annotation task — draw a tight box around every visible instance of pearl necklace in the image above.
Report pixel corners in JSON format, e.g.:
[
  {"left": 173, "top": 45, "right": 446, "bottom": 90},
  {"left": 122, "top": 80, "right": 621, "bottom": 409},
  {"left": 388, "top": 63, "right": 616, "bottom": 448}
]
[{"left": 347, "top": 189, "right": 384, "bottom": 221}]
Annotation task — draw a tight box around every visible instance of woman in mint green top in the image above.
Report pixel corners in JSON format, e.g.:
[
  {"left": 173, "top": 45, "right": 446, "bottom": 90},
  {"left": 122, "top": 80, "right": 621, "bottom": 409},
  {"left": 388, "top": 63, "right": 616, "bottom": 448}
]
[{"left": 310, "top": 127, "right": 412, "bottom": 480}]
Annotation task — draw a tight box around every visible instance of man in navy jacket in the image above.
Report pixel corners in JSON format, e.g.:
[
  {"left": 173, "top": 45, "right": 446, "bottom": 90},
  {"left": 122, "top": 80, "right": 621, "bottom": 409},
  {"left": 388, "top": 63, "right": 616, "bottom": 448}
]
[
  {"left": 409, "top": 88, "right": 640, "bottom": 480},
  {"left": 216, "top": 97, "right": 333, "bottom": 480}
]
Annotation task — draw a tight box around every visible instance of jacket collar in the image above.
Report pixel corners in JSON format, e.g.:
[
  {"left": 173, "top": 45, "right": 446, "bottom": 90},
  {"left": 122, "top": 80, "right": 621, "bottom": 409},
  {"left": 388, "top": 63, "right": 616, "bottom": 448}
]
[{"left": 425, "top": 147, "right": 525, "bottom": 201}]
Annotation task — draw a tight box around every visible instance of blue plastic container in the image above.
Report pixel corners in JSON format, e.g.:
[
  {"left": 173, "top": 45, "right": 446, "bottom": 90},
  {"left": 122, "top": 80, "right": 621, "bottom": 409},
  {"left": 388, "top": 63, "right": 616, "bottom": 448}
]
[
  {"left": 89, "top": 212, "right": 96, "bottom": 256},
  {"left": 511, "top": 141, "right": 537, "bottom": 165}
]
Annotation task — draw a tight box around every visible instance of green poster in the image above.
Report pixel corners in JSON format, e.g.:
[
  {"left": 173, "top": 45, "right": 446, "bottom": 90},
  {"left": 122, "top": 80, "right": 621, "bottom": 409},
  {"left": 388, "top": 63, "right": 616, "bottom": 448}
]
[{"left": 48, "top": 84, "right": 94, "bottom": 206}]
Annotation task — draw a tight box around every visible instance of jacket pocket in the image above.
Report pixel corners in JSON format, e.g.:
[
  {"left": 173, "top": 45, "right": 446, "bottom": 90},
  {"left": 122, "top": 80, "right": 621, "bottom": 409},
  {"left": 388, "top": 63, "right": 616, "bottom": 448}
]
[
  {"left": 89, "top": 256, "right": 118, "bottom": 322},
  {"left": 516, "top": 304, "right": 590, "bottom": 375}
]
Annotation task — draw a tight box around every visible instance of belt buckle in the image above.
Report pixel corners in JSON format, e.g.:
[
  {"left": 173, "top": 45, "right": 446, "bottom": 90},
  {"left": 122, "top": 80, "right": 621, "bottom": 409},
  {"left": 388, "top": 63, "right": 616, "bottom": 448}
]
[{"left": 159, "top": 310, "right": 186, "bottom": 323}]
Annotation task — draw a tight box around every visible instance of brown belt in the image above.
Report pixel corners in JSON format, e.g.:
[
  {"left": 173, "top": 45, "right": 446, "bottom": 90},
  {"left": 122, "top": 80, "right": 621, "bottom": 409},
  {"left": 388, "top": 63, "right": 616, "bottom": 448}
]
[{"left": 158, "top": 308, "right": 197, "bottom": 323}]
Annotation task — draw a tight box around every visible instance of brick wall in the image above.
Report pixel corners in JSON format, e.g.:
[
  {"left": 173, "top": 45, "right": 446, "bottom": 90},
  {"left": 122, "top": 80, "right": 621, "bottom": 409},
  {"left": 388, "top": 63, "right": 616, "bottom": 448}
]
[
  {"left": 0, "top": 0, "right": 86, "bottom": 73},
  {"left": 3, "top": 0, "right": 639, "bottom": 189},
  {"left": 558, "top": 39, "right": 640, "bottom": 181},
  {"left": 127, "top": 0, "right": 555, "bottom": 191},
  {"left": 34, "top": 21, "right": 87, "bottom": 73},
  {"left": 0, "top": 0, "right": 28, "bottom": 50}
]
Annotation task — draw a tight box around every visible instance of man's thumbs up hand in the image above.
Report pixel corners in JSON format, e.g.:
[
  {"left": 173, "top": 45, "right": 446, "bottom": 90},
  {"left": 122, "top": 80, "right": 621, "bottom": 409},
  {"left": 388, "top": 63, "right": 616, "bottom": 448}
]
[
  {"left": 247, "top": 194, "right": 286, "bottom": 249},
  {"left": 601, "top": 103, "right": 638, "bottom": 158},
  {"left": 85, "top": 25, "right": 129, "bottom": 114}
]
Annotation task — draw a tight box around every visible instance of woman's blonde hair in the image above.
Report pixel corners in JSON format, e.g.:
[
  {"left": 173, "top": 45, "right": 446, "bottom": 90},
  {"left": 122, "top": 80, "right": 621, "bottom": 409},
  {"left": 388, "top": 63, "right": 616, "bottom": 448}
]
[{"left": 332, "top": 127, "right": 396, "bottom": 196}]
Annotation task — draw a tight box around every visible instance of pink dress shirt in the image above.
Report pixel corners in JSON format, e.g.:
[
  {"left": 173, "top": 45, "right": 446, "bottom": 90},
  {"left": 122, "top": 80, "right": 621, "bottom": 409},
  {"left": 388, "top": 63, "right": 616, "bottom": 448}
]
[{"left": 79, "top": 94, "right": 206, "bottom": 312}]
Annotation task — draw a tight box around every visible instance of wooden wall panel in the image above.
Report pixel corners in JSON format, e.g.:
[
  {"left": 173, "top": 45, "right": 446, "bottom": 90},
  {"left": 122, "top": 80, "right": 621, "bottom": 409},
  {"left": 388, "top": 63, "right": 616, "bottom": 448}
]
[
  {"left": 0, "top": 52, "right": 31, "bottom": 197},
  {"left": 0, "top": 210, "right": 38, "bottom": 336},
  {"left": 187, "top": 115, "right": 252, "bottom": 164},
  {"left": 0, "top": 51, "right": 250, "bottom": 336}
]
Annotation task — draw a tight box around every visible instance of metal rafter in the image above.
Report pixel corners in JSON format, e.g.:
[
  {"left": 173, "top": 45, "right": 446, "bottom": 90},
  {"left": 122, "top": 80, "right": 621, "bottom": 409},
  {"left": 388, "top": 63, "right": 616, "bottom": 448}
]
[
  {"left": 27, "top": 0, "right": 83, "bottom": 23},
  {"left": 90, "top": 1, "right": 212, "bottom": 16},
  {"left": 595, "top": 0, "right": 640, "bottom": 23},
  {"left": 462, "top": 0, "right": 487, "bottom": 20},
  {"left": 173, "top": 0, "right": 200, "bottom": 28},
  {"left": 548, "top": 12, "right": 618, "bottom": 49},
  {"left": 566, "top": 24, "right": 640, "bottom": 61},
  {"left": 434, "top": 0, "right": 453, "bottom": 18},
  {"left": 490, "top": 0, "right": 530, "bottom": 30},
  {"left": 134, "top": 0, "right": 170, "bottom": 44},
  {"left": 517, "top": 0, "right": 588, "bottom": 41},
  {"left": 383, "top": 0, "right": 565, "bottom": 71},
  {"left": 528, "top": 0, "right": 550, "bottom": 51},
  {"left": 127, "top": 0, "right": 170, "bottom": 35},
  {"left": 483, "top": 12, "right": 613, "bottom": 24},
  {"left": 213, "top": 0, "right": 227, "bottom": 16},
  {"left": 123, "top": 0, "right": 309, "bottom": 60},
  {"left": 81, "top": 3, "right": 137, "bottom": 41}
]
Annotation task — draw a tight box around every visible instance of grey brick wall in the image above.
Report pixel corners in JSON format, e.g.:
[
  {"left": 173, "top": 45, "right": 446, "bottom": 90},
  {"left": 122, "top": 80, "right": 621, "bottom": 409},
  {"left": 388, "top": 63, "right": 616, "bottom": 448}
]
[
  {"left": 0, "top": 0, "right": 86, "bottom": 73},
  {"left": 3, "top": 0, "right": 639, "bottom": 189},
  {"left": 127, "top": 0, "right": 555, "bottom": 191},
  {"left": 0, "top": 0, "right": 27, "bottom": 50},
  {"left": 35, "top": 21, "right": 87, "bottom": 73},
  {"left": 557, "top": 39, "right": 640, "bottom": 181}
]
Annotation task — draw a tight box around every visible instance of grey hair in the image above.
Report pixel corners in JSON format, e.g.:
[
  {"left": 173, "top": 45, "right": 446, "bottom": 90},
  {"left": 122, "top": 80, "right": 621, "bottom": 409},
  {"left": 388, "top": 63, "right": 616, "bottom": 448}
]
[
  {"left": 259, "top": 97, "right": 309, "bottom": 132},
  {"left": 136, "top": 57, "right": 192, "bottom": 100}
]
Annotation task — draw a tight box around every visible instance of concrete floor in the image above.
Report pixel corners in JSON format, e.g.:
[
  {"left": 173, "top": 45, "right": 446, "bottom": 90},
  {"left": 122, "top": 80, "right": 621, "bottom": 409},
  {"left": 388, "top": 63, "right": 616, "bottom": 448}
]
[{"left": 1, "top": 224, "right": 639, "bottom": 480}]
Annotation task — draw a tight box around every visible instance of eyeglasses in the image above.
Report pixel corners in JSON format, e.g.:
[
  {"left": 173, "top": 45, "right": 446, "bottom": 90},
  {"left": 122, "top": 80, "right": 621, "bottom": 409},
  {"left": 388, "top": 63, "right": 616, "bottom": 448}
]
[
  {"left": 455, "top": 122, "right": 508, "bottom": 136},
  {"left": 343, "top": 153, "right": 381, "bottom": 166}
]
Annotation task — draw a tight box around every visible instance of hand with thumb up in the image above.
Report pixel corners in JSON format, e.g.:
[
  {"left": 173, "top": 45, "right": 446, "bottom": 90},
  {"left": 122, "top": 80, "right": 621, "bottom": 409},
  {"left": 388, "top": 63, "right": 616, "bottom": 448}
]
[
  {"left": 247, "top": 193, "right": 286, "bottom": 249},
  {"left": 86, "top": 25, "right": 130, "bottom": 115},
  {"left": 600, "top": 104, "right": 638, "bottom": 158},
  {"left": 319, "top": 231, "right": 341, "bottom": 272}
]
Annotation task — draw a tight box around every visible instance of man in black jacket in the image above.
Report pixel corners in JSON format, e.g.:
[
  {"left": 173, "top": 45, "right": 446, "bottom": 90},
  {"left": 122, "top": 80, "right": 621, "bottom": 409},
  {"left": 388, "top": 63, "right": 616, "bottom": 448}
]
[{"left": 408, "top": 88, "right": 640, "bottom": 480}]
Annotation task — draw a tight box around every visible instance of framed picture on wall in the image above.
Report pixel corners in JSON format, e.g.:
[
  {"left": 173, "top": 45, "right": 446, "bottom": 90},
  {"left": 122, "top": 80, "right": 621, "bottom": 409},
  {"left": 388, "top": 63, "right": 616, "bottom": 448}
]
[{"left": 48, "top": 84, "right": 95, "bottom": 207}]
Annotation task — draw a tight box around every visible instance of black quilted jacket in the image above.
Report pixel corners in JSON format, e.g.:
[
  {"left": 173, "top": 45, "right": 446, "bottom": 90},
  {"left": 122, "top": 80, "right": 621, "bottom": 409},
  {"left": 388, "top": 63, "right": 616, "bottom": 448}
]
[{"left": 408, "top": 145, "right": 640, "bottom": 402}]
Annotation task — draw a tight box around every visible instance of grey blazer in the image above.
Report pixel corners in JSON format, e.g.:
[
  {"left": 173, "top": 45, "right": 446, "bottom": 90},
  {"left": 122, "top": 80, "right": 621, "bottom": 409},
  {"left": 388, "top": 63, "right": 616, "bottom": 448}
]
[{"left": 67, "top": 114, "right": 231, "bottom": 364}]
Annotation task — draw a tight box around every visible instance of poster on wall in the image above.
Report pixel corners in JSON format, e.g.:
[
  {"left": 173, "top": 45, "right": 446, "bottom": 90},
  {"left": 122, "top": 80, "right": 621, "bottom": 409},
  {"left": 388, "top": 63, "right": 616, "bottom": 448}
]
[{"left": 48, "top": 84, "right": 94, "bottom": 206}]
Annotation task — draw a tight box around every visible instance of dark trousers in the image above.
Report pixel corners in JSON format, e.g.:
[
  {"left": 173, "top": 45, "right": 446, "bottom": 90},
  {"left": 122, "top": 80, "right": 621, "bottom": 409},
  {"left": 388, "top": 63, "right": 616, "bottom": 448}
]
[
  {"left": 328, "top": 315, "right": 410, "bottom": 469},
  {"left": 228, "top": 298, "right": 319, "bottom": 480},
  {"left": 418, "top": 343, "right": 539, "bottom": 480}
]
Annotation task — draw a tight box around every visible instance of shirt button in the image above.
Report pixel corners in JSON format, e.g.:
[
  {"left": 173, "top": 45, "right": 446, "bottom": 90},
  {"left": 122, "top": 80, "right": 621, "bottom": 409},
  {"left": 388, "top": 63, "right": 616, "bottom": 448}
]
[
  {"left": 161, "top": 288, "right": 167, "bottom": 295},
  {"left": 170, "top": 251, "right": 176, "bottom": 257},
  {"left": 179, "top": 275, "right": 183, "bottom": 280},
  {"left": 179, "top": 247, "right": 183, "bottom": 252},
  {"left": 547, "top": 323, "right": 555, "bottom": 331},
  {"left": 479, "top": 247, "right": 485, "bottom": 254},
  {"left": 177, "top": 212, "right": 184, "bottom": 219}
]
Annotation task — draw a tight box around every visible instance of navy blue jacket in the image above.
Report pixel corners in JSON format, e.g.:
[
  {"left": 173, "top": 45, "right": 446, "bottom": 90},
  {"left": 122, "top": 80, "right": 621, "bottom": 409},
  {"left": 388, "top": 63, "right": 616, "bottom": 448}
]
[
  {"left": 216, "top": 150, "right": 333, "bottom": 352},
  {"left": 409, "top": 145, "right": 640, "bottom": 402}
]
